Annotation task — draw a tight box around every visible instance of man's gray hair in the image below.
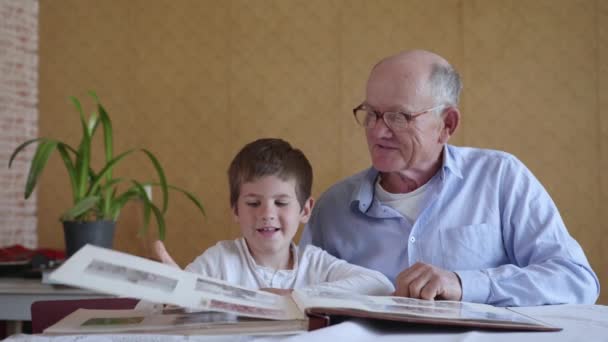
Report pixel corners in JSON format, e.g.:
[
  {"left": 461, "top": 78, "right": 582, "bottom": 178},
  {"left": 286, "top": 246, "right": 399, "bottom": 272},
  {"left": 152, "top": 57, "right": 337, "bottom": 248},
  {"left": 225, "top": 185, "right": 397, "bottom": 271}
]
[{"left": 428, "top": 63, "right": 462, "bottom": 107}]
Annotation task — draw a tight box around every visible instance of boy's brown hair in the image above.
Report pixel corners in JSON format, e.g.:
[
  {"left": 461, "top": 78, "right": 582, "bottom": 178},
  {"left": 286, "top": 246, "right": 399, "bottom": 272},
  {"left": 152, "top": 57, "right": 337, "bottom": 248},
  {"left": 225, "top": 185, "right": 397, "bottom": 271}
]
[{"left": 228, "top": 138, "right": 313, "bottom": 210}]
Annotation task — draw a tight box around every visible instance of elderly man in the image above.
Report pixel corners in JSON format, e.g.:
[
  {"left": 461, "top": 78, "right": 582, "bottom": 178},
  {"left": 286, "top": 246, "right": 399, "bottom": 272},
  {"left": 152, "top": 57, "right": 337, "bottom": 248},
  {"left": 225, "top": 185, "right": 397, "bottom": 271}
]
[{"left": 300, "top": 49, "right": 599, "bottom": 306}]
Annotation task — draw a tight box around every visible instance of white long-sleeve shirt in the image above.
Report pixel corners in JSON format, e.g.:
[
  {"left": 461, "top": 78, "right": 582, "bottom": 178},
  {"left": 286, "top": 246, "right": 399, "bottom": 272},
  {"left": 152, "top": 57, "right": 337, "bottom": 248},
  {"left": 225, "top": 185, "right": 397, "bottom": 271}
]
[{"left": 185, "top": 237, "right": 394, "bottom": 296}]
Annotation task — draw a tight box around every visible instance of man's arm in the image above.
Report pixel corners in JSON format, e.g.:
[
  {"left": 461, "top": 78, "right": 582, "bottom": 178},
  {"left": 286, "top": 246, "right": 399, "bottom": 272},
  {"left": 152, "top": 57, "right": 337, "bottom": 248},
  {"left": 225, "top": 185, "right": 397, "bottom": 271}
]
[
  {"left": 396, "top": 155, "right": 599, "bottom": 306},
  {"left": 455, "top": 157, "right": 598, "bottom": 306}
]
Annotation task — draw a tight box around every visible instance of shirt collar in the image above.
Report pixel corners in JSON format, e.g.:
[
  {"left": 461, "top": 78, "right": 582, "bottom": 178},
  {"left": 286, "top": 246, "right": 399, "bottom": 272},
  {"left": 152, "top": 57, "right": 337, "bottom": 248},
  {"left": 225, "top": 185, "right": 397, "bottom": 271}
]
[
  {"left": 442, "top": 144, "right": 463, "bottom": 180},
  {"left": 350, "top": 167, "right": 379, "bottom": 213},
  {"left": 239, "top": 237, "right": 298, "bottom": 271}
]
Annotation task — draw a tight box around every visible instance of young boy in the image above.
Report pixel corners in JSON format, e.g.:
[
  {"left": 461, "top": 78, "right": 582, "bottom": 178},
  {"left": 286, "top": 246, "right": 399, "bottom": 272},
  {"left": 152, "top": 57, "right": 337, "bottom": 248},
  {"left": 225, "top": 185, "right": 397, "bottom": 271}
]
[{"left": 156, "top": 138, "right": 394, "bottom": 295}]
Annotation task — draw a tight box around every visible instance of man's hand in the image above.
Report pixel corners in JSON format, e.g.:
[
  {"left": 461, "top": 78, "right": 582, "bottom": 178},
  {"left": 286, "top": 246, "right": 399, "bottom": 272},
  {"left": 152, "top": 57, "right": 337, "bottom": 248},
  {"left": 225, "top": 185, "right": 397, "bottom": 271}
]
[
  {"left": 394, "top": 262, "right": 462, "bottom": 301},
  {"left": 153, "top": 240, "right": 180, "bottom": 269}
]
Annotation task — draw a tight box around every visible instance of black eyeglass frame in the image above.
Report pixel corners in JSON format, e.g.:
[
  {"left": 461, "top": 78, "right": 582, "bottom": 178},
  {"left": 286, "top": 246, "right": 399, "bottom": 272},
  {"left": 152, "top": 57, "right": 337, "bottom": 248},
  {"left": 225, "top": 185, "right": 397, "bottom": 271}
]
[{"left": 352, "top": 103, "right": 445, "bottom": 130}]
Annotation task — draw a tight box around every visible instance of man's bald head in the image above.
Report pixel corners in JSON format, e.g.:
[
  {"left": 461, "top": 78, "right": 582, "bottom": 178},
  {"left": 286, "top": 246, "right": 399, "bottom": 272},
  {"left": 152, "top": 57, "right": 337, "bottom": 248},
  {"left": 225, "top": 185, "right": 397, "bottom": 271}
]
[
  {"left": 374, "top": 50, "right": 450, "bottom": 73},
  {"left": 369, "top": 50, "right": 462, "bottom": 107}
]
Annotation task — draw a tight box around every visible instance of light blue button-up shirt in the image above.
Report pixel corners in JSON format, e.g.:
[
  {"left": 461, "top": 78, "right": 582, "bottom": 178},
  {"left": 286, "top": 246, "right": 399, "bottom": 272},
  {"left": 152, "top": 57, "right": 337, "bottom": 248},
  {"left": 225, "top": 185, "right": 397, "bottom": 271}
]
[{"left": 301, "top": 145, "right": 599, "bottom": 306}]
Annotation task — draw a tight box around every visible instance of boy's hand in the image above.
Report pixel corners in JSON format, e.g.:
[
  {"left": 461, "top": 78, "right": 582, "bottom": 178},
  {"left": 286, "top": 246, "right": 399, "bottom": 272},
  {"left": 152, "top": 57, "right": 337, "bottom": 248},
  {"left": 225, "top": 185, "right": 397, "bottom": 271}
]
[
  {"left": 260, "top": 288, "right": 293, "bottom": 296},
  {"left": 153, "top": 240, "right": 180, "bottom": 269}
]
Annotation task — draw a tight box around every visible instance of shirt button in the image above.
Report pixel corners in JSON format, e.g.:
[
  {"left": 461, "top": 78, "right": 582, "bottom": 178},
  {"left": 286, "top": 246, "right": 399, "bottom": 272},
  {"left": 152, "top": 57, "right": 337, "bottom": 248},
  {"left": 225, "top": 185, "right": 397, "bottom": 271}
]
[{"left": 409, "top": 236, "right": 416, "bottom": 243}]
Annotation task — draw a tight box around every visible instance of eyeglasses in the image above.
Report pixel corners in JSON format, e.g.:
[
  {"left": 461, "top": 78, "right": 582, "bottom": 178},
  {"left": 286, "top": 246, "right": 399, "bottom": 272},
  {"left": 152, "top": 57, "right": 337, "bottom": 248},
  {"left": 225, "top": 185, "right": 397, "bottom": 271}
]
[{"left": 353, "top": 103, "right": 445, "bottom": 131}]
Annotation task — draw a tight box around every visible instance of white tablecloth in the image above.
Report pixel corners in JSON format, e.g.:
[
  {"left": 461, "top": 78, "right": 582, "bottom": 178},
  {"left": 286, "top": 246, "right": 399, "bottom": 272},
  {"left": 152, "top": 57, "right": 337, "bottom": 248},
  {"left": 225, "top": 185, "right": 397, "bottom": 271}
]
[{"left": 4, "top": 304, "right": 608, "bottom": 342}]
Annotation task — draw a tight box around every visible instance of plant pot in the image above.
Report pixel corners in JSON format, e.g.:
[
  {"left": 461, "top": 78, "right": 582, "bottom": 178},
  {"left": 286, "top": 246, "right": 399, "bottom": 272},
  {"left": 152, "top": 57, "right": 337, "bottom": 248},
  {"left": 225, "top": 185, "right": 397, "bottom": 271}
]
[{"left": 63, "top": 220, "right": 116, "bottom": 257}]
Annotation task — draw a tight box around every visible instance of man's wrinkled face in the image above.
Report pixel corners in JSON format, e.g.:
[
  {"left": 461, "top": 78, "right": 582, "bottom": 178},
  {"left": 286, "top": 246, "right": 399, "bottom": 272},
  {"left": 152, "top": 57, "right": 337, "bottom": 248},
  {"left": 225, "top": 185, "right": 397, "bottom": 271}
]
[{"left": 364, "top": 64, "right": 445, "bottom": 174}]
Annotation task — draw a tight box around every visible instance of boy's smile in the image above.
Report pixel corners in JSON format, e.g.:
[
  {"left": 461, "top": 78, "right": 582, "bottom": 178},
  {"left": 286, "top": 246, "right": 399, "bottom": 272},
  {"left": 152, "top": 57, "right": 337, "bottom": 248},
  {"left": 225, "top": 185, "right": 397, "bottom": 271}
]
[
  {"left": 235, "top": 175, "right": 313, "bottom": 269},
  {"left": 256, "top": 226, "right": 281, "bottom": 236}
]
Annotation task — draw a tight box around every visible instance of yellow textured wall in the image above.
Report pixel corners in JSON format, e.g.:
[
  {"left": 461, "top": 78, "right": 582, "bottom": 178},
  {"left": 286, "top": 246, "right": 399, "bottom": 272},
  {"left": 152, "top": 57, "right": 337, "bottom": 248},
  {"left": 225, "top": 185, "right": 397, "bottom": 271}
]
[{"left": 38, "top": 0, "right": 607, "bottom": 304}]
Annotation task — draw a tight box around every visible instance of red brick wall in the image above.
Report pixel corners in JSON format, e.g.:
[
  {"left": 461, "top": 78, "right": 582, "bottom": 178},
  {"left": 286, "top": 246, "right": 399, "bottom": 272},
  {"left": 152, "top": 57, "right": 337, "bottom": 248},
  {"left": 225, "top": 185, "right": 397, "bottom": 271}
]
[{"left": 0, "top": 0, "right": 38, "bottom": 248}]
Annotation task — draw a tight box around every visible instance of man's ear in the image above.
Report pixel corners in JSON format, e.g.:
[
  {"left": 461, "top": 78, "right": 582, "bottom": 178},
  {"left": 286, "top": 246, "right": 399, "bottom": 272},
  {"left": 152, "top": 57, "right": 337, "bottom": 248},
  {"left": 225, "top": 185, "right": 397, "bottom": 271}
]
[
  {"left": 439, "top": 107, "right": 460, "bottom": 143},
  {"left": 299, "top": 197, "right": 315, "bottom": 224}
]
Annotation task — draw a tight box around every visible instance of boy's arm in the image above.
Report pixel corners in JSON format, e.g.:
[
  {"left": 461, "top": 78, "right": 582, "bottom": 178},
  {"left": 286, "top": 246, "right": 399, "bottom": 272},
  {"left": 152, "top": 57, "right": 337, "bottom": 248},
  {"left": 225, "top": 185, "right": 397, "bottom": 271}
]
[
  {"left": 153, "top": 240, "right": 180, "bottom": 269},
  {"left": 153, "top": 240, "right": 219, "bottom": 278},
  {"left": 302, "top": 246, "right": 395, "bottom": 296}
]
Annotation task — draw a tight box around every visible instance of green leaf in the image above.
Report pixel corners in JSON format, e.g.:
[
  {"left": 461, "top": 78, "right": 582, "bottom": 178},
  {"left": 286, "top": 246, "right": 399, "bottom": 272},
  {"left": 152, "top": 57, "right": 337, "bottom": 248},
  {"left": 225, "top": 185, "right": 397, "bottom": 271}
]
[
  {"left": 75, "top": 134, "right": 91, "bottom": 199},
  {"left": 149, "top": 202, "right": 165, "bottom": 240},
  {"left": 62, "top": 195, "right": 100, "bottom": 221},
  {"left": 89, "top": 92, "right": 114, "bottom": 180},
  {"left": 102, "top": 187, "right": 118, "bottom": 220},
  {"left": 87, "top": 149, "right": 134, "bottom": 195},
  {"left": 97, "top": 103, "right": 113, "bottom": 170},
  {"left": 99, "top": 178, "right": 126, "bottom": 191},
  {"left": 9, "top": 138, "right": 80, "bottom": 201},
  {"left": 145, "top": 182, "right": 206, "bottom": 217},
  {"left": 71, "top": 95, "right": 97, "bottom": 142},
  {"left": 69, "top": 96, "right": 84, "bottom": 120},
  {"left": 87, "top": 111, "right": 99, "bottom": 136},
  {"left": 141, "top": 149, "right": 169, "bottom": 213},
  {"left": 8, "top": 138, "right": 46, "bottom": 168},
  {"left": 88, "top": 91, "right": 100, "bottom": 136},
  {"left": 88, "top": 90, "right": 99, "bottom": 102},
  {"left": 99, "top": 178, "right": 126, "bottom": 218},
  {"left": 109, "top": 190, "right": 138, "bottom": 220},
  {"left": 134, "top": 181, "right": 152, "bottom": 232},
  {"left": 24, "top": 140, "right": 59, "bottom": 199},
  {"left": 74, "top": 105, "right": 92, "bottom": 200},
  {"left": 101, "top": 187, "right": 112, "bottom": 220},
  {"left": 56, "top": 143, "right": 78, "bottom": 202},
  {"left": 168, "top": 185, "right": 206, "bottom": 217}
]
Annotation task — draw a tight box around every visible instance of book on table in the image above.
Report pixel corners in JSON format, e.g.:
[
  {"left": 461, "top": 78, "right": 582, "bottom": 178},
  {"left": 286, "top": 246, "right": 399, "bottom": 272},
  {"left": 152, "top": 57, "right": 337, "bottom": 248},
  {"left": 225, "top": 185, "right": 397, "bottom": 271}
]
[{"left": 45, "top": 244, "right": 561, "bottom": 335}]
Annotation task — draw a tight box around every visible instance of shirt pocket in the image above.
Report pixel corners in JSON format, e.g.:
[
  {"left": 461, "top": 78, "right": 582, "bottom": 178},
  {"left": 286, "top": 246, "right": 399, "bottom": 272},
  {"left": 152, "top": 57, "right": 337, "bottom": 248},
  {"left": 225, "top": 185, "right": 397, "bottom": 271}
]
[{"left": 439, "top": 223, "right": 506, "bottom": 270}]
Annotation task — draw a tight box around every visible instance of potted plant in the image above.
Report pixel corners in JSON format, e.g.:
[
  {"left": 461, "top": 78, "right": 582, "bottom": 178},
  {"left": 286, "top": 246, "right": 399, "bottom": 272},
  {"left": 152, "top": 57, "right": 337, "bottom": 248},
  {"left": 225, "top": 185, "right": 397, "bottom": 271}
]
[{"left": 8, "top": 91, "right": 205, "bottom": 256}]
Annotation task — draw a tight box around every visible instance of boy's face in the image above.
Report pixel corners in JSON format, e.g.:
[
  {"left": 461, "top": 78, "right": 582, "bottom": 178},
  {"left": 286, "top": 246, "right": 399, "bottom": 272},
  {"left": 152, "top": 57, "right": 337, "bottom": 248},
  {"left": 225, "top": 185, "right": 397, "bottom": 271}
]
[{"left": 234, "top": 175, "right": 312, "bottom": 262}]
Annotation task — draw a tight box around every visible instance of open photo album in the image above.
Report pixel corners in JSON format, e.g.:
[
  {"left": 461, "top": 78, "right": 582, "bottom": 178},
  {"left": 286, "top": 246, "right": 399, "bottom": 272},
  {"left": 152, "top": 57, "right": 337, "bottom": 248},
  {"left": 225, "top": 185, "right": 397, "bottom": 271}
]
[{"left": 45, "top": 244, "right": 560, "bottom": 335}]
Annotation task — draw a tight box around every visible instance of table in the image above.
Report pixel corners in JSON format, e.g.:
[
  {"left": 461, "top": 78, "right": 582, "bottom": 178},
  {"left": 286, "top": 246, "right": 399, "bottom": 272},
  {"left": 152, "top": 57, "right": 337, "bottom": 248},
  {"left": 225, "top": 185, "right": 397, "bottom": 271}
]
[
  {"left": 0, "top": 278, "right": 108, "bottom": 335},
  {"left": 282, "top": 304, "right": 608, "bottom": 342},
  {"left": 3, "top": 304, "right": 608, "bottom": 341}
]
